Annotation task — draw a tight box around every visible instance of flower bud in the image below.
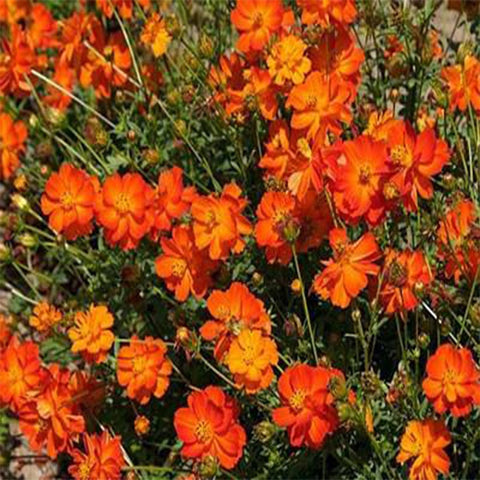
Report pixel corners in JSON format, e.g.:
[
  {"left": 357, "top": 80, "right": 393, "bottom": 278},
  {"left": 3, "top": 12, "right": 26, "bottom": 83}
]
[
  {"left": 11, "top": 194, "right": 29, "bottom": 210},
  {"left": 134, "top": 415, "right": 150, "bottom": 436},
  {"left": 13, "top": 174, "right": 27, "bottom": 191},
  {"left": 470, "top": 301, "right": 480, "bottom": 328},
  {"left": 143, "top": 148, "right": 160, "bottom": 165},
  {"left": 351, "top": 308, "right": 361, "bottom": 323},
  {"left": 18, "top": 233, "right": 37, "bottom": 248},
  {"left": 290, "top": 278, "right": 302, "bottom": 295},
  {"left": 329, "top": 376, "right": 348, "bottom": 400},
  {"left": 251, "top": 271, "right": 263, "bottom": 287},
  {"left": 0, "top": 243, "right": 10, "bottom": 262},
  {"left": 127, "top": 130, "right": 136, "bottom": 142},
  {"left": 198, "top": 455, "right": 219, "bottom": 478},
  {"left": 417, "top": 332, "right": 430, "bottom": 349},
  {"left": 253, "top": 421, "right": 277, "bottom": 443}
]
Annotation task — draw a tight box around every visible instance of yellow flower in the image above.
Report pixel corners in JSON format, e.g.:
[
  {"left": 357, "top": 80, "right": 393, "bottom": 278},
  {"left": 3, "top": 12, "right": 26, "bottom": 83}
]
[
  {"left": 29, "top": 301, "right": 62, "bottom": 333},
  {"left": 267, "top": 35, "right": 311, "bottom": 86},
  {"left": 141, "top": 13, "right": 172, "bottom": 58}
]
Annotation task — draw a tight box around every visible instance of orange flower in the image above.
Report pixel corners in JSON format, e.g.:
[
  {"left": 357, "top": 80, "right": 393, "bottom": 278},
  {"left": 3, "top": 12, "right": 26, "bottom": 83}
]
[
  {"left": 380, "top": 250, "right": 433, "bottom": 315},
  {"left": 437, "top": 199, "right": 479, "bottom": 283},
  {"left": 18, "top": 364, "right": 85, "bottom": 459},
  {"left": 422, "top": 344, "right": 480, "bottom": 417},
  {"left": 238, "top": 67, "right": 278, "bottom": 120},
  {"left": 272, "top": 364, "right": 344, "bottom": 449},
  {"left": 174, "top": 386, "right": 247, "bottom": 469},
  {"left": 68, "top": 431, "right": 125, "bottom": 480},
  {"left": 43, "top": 60, "right": 75, "bottom": 112},
  {"left": 80, "top": 31, "right": 131, "bottom": 98},
  {"left": 201, "top": 282, "right": 272, "bottom": 361},
  {"left": 309, "top": 27, "right": 364, "bottom": 94},
  {"left": 68, "top": 305, "right": 115, "bottom": 364},
  {"left": 267, "top": 34, "right": 311, "bottom": 86},
  {"left": 255, "top": 190, "right": 297, "bottom": 264},
  {"left": 134, "top": 415, "right": 150, "bottom": 436},
  {"left": 0, "top": 0, "right": 31, "bottom": 25},
  {"left": 151, "top": 166, "right": 195, "bottom": 235},
  {"left": 0, "top": 26, "right": 37, "bottom": 97},
  {"left": 68, "top": 371, "right": 105, "bottom": 412},
  {"left": 191, "top": 183, "right": 251, "bottom": 260},
  {"left": 286, "top": 71, "right": 352, "bottom": 143},
  {"left": 442, "top": 55, "right": 480, "bottom": 112},
  {"left": 116, "top": 335, "right": 172, "bottom": 405},
  {"left": 231, "top": 0, "right": 284, "bottom": 53},
  {"left": 297, "top": 0, "right": 357, "bottom": 26},
  {"left": 41, "top": 163, "right": 97, "bottom": 240},
  {"left": 155, "top": 225, "right": 217, "bottom": 302},
  {"left": 95, "top": 0, "right": 138, "bottom": 19},
  {"left": 397, "top": 419, "right": 451, "bottom": 480},
  {"left": 330, "top": 135, "right": 389, "bottom": 225},
  {"left": 313, "top": 228, "right": 381, "bottom": 308},
  {"left": 95, "top": 172, "right": 154, "bottom": 250},
  {"left": 0, "top": 314, "right": 12, "bottom": 351},
  {"left": 225, "top": 329, "right": 278, "bottom": 393},
  {"left": 385, "top": 121, "right": 450, "bottom": 211},
  {"left": 26, "top": 3, "right": 58, "bottom": 50},
  {"left": 29, "top": 301, "right": 62, "bottom": 333},
  {"left": 0, "top": 111, "right": 27, "bottom": 181},
  {"left": 0, "top": 337, "right": 44, "bottom": 411},
  {"left": 141, "top": 12, "right": 171, "bottom": 58}
]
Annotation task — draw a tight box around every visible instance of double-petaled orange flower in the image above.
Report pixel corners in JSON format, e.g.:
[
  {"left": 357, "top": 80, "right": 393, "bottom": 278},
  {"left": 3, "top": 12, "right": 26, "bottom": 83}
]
[
  {"left": 225, "top": 328, "right": 278, "bottom": 393},
  {"left": 141, "top": 12, "right": 171, "bottom": 58},
  {"left": 155, "top": 225, "right": 218, "bottom": 302},
  {"left": 380, "top": 250, "right": 433, "bottom": 315},
  {"left": 255, "top": 190, "right": 297, "bottom": 264},
  {"left": 18, "top": 364, "right": 85, "bottom": 459},
  {"left": 0, "top": 111, "right": 27, "bottom": 181},
  {"left": 0, "top": 337, "right": 44, "bottom": 412},
  {"left": 330, "top": 134, "right": 389, "bottom": 225},
  {"left": 272, "top": 364, "right": 344, "bottom": 449},
  {"left": 191, "top": 183, "right": 251, "bottom": 260},
  {"left": 41, "top": 163, "right": 97, "bottom": 240},
  {"left": 95, "top": 172, "right": 154, "bottom": 250},
  {"left": 313, "top": 228, "right": 381, "bottom": 308},
  {"left": 68, "top": 305, "right": 115, "bottom": 364},
  {"left": 297, "top": 0, "right": 357, "bottom": 26},
  {"left": 80, "top": 31, "right": 131, "bottom": 98},
  {"left": 442, "top": 55, "right": 480, "bottom": 113},
  {"left": 385, "top": 121, "right": 450, "bottom": 211},
  {"left": 287, "top": 71, "right": 352, "bottom": 144},
  {"left": 267, "top": 34, "right": 311, "bottom": 86},
  {"left": 174, "top": 386, "right": 247, "bottom": 469},
  {"left": 151, "top": 166, "right": 195, "bottom": 235},
  {"left": 116, "top": 335, "right": 172, "bottom": 405},
  {"left": 422, "top": 343, "right": 480, "bottom": 417},
  {"left": 397, "top": 419, "right": 451, "bottom": 480},
  {"left": 26, "top": 3, "right": 58, "bottom": 50},
  {"left": 201, "top": 282, "right": 272, "bottom": 361},
  {"left": 68, "top": 431, "right": 125, "bottom": 480},
  {"left": 29, "top": 301, "right": 62, "bottom": 333},
  {"left": 231, "top": 0, "right": 284, "bottom": 53},
  {"left": 437, "top": 199, "right": 479, "bottom": 284}
]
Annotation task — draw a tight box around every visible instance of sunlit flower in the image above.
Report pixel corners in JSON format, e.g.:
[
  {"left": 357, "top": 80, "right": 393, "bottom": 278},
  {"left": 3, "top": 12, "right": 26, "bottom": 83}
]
[
  {"left": 29, "top": 301, "right": 62, "bottom": 333},
  {"left": 141, "top": 12, "right": 172, "bottom": 57}
]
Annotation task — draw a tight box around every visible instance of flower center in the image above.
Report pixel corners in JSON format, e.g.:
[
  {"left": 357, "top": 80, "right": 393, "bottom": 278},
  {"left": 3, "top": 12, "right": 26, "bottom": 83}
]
[
  {"left": 391, "top": 145, "right": 412, "bottom": 167},
  {"left": 289, "top": 389, "right": 307, "bottom": 412},
  {"left": 133, "top": 355, "right": 147, "bottom": 374},
  {"left": 242, "top": 343, "right": 257, "bottom": 365},
  {"left": 78, "top": 461, "right": 93, "bottom": 480},
  {"left": 60, "top": 191, "right": 75, "bottom": 209},
  {"left": 115, "top": 193, "right": 130, "bottom": 214},
  {"left": 195, "top": 420, "right": 213, "bottom": 443},
  {"left": 171, "top": 259, "right": 187, "bottom": 277},
  {"left": 383, "top": 182, "right": 400, "bottom": 200},
  {"left": 443, "top": 369, "right": 457, "bottom": 385},
  {"left": 306, "top": 95, "right": 317, "bottom": 109},
  {"left": 387, "top": 260, "right": 407, "bottom": 287},
  {"left": 359, "top": 165, "right": 372, "bottom": 185},
  {"left": 252, "top": 12, "right": 264, "bottom": 28},
  {"left": 273, "top": 209, "right": 290, "bottom": 226}
]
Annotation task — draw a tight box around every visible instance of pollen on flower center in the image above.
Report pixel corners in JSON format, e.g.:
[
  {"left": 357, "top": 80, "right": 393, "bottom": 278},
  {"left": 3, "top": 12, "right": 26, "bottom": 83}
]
[
  {"left": 60, "top": 191, "right": 75, "bottom": 208},
  {"left": 358, "top": 165, "right": 372, "bottom": 184},
  {"left": 273, "top": 209, "right": 290, "bottom": 225},
  {"left": 77, "top": 461, "right": 93, "bottom": 480},
  {"left": 387, "top": 261, "right": 407, "bottom": 287},
  {"left": 171, "top": 259, "right": 187, "bottom": 277},
  {"left": 391, "top": 145, "right": 412, "bottom": 167},
  {"left": 443, "top": 369, "right": 457, "bottom": 385},
  {"left": 242, "top": 344, "right": 256, "bottom": 364},
  {"left": 306, "top": 95, "right": 317, "bottom": 109},
  {"left": 252, "top": 12, "right": 264, "bottom": 28},
  {"left": 115, "top": 193, "right": 131, "bottom": 214},
  {"left": 195, "top": 419, "right": 213, "bottom": 442},
  {"left": 289, "top": 389, "right": 307, "bottom": 412},
  {"left": 133, "top": 355, "right": 147, "bottom": 374}
]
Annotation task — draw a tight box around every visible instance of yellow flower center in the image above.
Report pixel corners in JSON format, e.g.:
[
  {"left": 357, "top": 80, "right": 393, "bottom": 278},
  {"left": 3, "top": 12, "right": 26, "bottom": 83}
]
[
  {"left": 391, "top": 145, "right": 412, "bottom": 167},
  {"left": 78, "top": 461, "right": 93, "bottom": 480},
  {"left": 387, "top": 260, "right": 407, "bottom": 287},
  {"left": 252, "top": 12, "right": 264, "bottom": 29},
  {"left": 60, "top": 191, "right": 75, "bottom": 209},
  {"left": 133, "top": 355, "right": 147, "bottom": 374},
  {"left": 171, "top": 259, "right": 187, "bottom": 277},
  {"left": 359, "top": 165, "right": 372, "bottom": 185},
  {"left": 273, "top": 209, "right": 290, "bottom": 226},
  {"left": 443, "top": 369, "right": 457, "bottom": 385},
  {"left": 195, "top": 420, "right": 213, "bottom": 442},
  {"left": 383, "top": 182, "right": 400, "bottom": 200},
  {"left": 242, "top": 343, "right": 257, "bottom": 365},
  {"left": 306, "top": 95, "right": 317, "bottom": 109},
  {"left": 289, "top": 389, "right": 307, "bottom": 412},
  {"left": 115, "top": 193, "right": 131, "bottom": 214}
]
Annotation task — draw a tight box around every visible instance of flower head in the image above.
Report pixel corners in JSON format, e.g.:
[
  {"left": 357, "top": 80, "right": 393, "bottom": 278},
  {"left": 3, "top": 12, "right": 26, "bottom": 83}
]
[
  {"left": 68, "top": 305, "right": 115, "bottom": 364},
  {"left": 0, "top": 112, "right": 27, "bottom": 181},
  {"left": 29, "top": 301, "right": 62, "bottom": 333},
  {"left": 141, "top": 12, "right": 171, "bottom": 57}
]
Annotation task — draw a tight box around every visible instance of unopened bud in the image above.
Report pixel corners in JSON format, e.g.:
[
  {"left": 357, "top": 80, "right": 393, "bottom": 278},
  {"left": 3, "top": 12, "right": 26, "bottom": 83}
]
[{"left": 253, "top": 421, "right": 277, "bottom": 443}]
